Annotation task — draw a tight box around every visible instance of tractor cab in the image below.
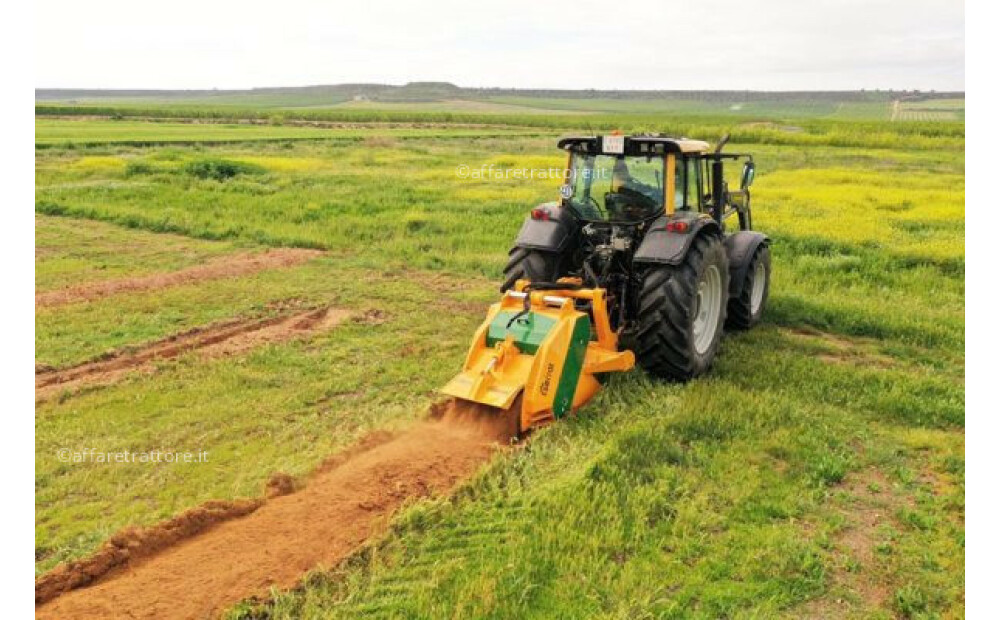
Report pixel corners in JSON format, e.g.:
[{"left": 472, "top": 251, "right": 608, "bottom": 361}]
[{"left": 557, "top": 135, "right": 756, "bottom": 230}]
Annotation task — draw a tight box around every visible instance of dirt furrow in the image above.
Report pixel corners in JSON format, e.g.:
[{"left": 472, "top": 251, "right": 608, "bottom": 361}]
[
  {"left": 36, "top": 248, "right": 324, "bottom": 308},
  {"left": 36, "top": 399, "right": 514, "bottom": 619},
  {"left": 36, "top": 306, "right": 350, "bottom": 401}
]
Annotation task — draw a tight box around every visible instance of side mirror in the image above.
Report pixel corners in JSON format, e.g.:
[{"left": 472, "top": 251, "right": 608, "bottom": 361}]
[{"left": 740, "top": 161, "right": 756, "bottom": 189}]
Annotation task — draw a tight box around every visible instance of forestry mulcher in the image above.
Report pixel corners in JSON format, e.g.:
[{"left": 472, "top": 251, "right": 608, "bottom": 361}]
[{"left": 443, "top": 134, "right": 771, "bottom": 434}]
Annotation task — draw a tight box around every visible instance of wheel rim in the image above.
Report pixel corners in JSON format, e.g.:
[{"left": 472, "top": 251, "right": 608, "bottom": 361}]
[
  {"left": 692, "top": 264, "right": 722, "bottom": 355},
  {"left": 750, "top": 259, "right": 766, "bottom": 315}
]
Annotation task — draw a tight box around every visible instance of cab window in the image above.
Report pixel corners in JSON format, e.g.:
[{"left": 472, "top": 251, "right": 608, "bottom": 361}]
[
  {"left": 566, "top": 153, "right": 665, "bottom": 221},
  {"left": 673, "top": 157, "right": 702, "bottom": 211},
  {"left": 683, "top": 157, "right": 702, "bottom": 209},
  {"left": 674, "top": 157, "right": 685, "bottom": 209}
]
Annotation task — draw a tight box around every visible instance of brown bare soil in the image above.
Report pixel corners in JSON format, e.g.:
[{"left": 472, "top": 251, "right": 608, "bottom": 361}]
[
  {"left": 793, "top": 468, "right": 913, "bottom": 618},
  {"left": 36, "top": 306, "right": 350, "bottom": 401},
  {"left": 35, "top": 399, "right": 515, "bottom": 619},
  {"left": 35, "top": 248, "right": 323, "bottom": 308},
  {"left": 828, "top": 470, "right": 897, "bottom": 611},
  {"left": 34, "top": 499, "right": 263, "bottom": 606}
]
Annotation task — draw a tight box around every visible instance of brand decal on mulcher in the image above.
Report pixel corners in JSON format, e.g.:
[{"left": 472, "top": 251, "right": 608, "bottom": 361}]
[{"left": 539, "top": 362, "right": 555, "bottom": 396}]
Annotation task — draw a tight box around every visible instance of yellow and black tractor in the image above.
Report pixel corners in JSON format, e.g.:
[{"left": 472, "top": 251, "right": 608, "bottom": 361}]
[{"left": 443, "top": 134, "right": 770, "bottom": 434}]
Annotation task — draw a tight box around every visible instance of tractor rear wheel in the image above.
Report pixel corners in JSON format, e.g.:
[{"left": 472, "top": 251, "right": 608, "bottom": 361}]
[
  {"left": 726, "top": 244, "right": 771, "bottom": 329},
  {"left": 501, "top": 247, "right": 568, "bottom": 292},
  {"left": 635, "top": 234, "right": 730, "bottom": 380}
]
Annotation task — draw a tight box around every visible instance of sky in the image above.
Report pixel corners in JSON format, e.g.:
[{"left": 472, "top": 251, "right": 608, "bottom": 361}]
[{"left": 35, "top": 0, "right": 964, "bottom": 91}]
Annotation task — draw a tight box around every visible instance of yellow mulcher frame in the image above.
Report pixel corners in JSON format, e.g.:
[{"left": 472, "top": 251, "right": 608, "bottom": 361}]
[{"left": 441, "top": 278, "right": 634, "bottom": 432}]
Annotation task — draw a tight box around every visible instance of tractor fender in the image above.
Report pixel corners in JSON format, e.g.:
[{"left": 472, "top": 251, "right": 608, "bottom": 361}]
[
  {"left": 513, "top": 203, "right": 578, "bottom": 253},
  {"left": 724, "top": 231, "right": 770, "bottom": 297},
  {"left": 633, "top": 214, "right": 721, "bottom": 266}
]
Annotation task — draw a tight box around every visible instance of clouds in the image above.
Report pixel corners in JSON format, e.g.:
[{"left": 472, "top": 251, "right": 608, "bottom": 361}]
[{"left": 35, "top": 0, "right": 964, "bottom": 90}]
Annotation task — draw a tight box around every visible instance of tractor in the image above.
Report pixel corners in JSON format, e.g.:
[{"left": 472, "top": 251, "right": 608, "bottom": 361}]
[{"left": 442, "top": 134, "right": 770, "bottom": 434}]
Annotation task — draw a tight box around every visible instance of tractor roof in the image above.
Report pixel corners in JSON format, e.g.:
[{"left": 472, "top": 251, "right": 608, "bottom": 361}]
[{"left": 558, "top": 135, "right": 711, "bottom": 156}]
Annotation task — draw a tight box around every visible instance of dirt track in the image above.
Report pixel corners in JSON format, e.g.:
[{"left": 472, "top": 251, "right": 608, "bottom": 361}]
[
  {"left": 36, "top": 306, "right": 350, "bottom": 401},
  {"left": 35, "top": 400, "right": 515, "bottom": 619},
  {"left": 35, "top": 248, "right": 323, "bottom": 308}
]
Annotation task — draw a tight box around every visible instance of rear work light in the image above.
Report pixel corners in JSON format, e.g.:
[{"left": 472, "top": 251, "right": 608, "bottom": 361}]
[
  {"left": 531, "top": 208, "right": 551, "bottom": 221},
  {"left": 665, "top": 220, "right": 689, "bottom": 233}
]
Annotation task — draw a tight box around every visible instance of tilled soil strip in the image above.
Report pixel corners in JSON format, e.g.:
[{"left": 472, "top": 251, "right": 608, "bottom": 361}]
[
  {"left": 36, "top": 306, "right": 350, "bottom": 401},
  {"left": 36, "top": 248, "right": 324, "bottom": 308},
  {"left": 36, "top": 399, "right": 514, "bottom": 619}
]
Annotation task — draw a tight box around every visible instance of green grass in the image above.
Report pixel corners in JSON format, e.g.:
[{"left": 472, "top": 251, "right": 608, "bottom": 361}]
[
  {"left": 40, "top": 88, "right": 955, "bottom": 123},
  {"left": 37, "top": 107, "right": 965, "bottom": 151},
  {"left": 35, "top": 118, "right": 544, "bottom": 147},
  {"left": 248, "top": 329, "right": 962, "bottom": 619},
  {"left": 35, "top": 136, "right": 964, "bottom": 277},
  {"left": 35, "top": 215, "right": 254, "bottom": 291},
  {"left": 331, "top": 98, "right": 590, "bottom": 115},
  {"left": 34, "top": 137, "right": 964, "bottom": 362},
  {"left": 830, "top": 101, "right": 895, "bottom": 121},
  {"left": 35, "top": 232, "right": 497, "bottom": 573},
  {"left": 488, "top": 95, "right": 860, "bottom": 119},
  {"left": 37, "top": 261, "right": 324, "bottom": 367},
  {"left": 897, "top": 99, "right": 965, "bottom": 122},
  {"left": 34, "top": 117, "right": 964, "bottom": 617}
]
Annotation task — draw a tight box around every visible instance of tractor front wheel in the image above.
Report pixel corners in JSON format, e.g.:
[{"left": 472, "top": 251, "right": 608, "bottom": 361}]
[
  {"left": 635, "top": 234, "right": 730, "bottom": 380},
  {"left": 726, "top": 244, "right": 771, "bottom": 329}
]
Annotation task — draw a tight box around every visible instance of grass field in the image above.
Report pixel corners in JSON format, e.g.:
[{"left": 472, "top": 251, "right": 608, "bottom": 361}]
[
  {"left": 895, "top": 99, "right": 965, "bottom": 122},
  {"left": 37, "top": 86, "right": 964, "bottom": 123},
  {"left": 34, "top": 118, "right": 546, "bottom": 147},
  {"left": 37, "top": 108, "right": 966, "bottom": 152},
  {"left": 35, "top": 109, "right": 964, "bottom": 618}
]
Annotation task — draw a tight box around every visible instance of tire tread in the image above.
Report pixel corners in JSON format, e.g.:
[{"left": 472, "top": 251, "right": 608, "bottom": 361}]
[{"left": 635, "top": 234, "right": 729, "bottom": 380}]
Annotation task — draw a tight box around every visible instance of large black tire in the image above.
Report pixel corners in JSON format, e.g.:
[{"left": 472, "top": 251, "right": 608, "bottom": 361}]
[
  {"left": 501, "top": 247, "right": 568, "bottom": 292},
  {"left": 726, "top": 244, "right": 771, "bottom": 330},
  {"left": 635, "top": 234, "right": 730, "bottom": 381}
]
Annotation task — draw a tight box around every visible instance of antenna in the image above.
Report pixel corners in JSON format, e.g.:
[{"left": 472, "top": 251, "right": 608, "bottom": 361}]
[{"left": 715, "top": 133, "right": 731, "bottom": 153}]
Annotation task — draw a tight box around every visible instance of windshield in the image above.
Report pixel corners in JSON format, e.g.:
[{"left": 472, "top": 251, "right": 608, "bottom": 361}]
[{"left": 563, "top": 153, "right": 666, "bottom": 221}]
